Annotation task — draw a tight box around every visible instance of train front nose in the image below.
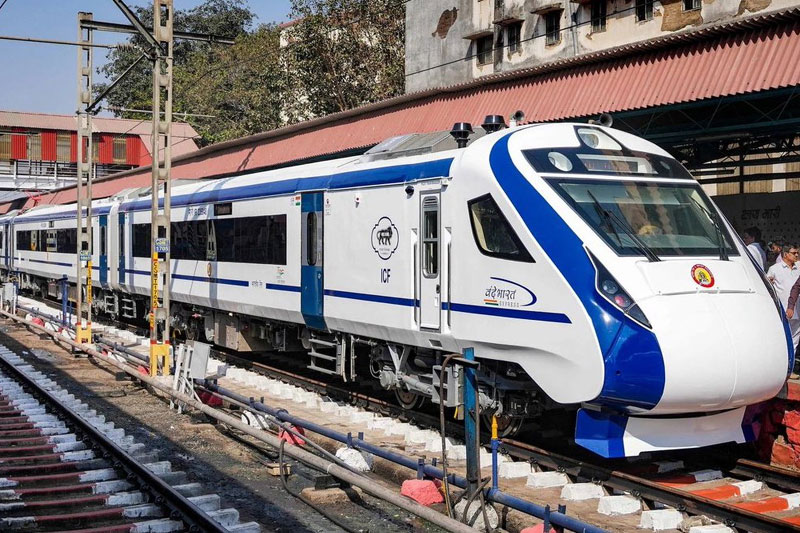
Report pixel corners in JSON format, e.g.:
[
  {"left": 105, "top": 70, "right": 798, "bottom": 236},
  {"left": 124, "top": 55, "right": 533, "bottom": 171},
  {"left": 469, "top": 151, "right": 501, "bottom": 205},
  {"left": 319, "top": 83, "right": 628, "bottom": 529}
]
[{"left": 642, "top": 290, "right": 789, "bottom": 415}]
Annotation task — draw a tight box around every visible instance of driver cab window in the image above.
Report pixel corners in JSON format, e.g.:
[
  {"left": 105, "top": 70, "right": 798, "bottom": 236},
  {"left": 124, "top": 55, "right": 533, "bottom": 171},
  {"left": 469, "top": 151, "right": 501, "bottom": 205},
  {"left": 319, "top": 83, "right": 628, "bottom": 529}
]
[{"left": 468, "top": 195, "right": 534, "bottom": 262}]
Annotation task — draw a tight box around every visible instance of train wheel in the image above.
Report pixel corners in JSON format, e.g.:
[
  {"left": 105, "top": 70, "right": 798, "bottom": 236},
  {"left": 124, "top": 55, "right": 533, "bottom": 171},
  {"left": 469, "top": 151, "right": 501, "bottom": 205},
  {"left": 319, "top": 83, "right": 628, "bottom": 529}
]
[
  {"left": 482, "top": 413, "right": 525, "bottom": 438},
  {"left": 395, "top": 388, "right": 425, "bottom": 410}
]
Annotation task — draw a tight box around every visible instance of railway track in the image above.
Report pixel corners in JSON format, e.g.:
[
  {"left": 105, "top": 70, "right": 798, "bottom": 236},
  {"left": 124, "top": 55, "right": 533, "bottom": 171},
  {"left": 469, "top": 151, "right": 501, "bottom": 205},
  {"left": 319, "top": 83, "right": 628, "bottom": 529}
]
[
  {"left": 206, "top": 350, "right": 800, "bottom": 533},
  {"left": 15, "top": 294, "right": 800, "bottom": 532},
  {"left": 0, "top": 341, "right": 258, "bottom": 533}
]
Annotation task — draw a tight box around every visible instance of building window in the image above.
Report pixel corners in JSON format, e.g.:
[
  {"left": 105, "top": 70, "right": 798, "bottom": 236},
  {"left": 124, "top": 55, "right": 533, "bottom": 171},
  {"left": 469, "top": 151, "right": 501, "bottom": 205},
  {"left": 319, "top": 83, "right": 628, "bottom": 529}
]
[
  {"left": 636, "top": 0, "right": 654, "bottom": 21},
  {"left": 28, "top": 133, "right": 41, "bottom": 161},
  {"left": 544, "top": 12, "right": 561, "bottom": 45},
  {"left": 56, "top": 133, "right": 71, "bottom": 162},
  {"left": 0, "top": 134, "right": 10, "bottom": 162},
  {"left": 683, "top": 0, "right": 701, "bottom": 10},
  {"left": 475, "top": 35, "right": 493, "bottom": 65},
  {"left": 591, "top": 0, "right": 607, "bottom": 32},
  {"left": 113, "top": 137, "right": 127, "bottom": 164},
  {"left": 507, "top": 22, "right": 522, "bottom": 53}
]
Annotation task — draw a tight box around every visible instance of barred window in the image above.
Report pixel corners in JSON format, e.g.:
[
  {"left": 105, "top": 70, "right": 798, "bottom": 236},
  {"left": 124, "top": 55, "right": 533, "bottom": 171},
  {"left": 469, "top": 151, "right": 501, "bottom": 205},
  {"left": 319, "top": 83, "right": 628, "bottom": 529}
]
[
  {"left": 591, "top": 0, "right": 607, "bottom": 32},
  {"left": 0, "top": 134, "right": 10, "bottom": 162},
  {"left": 544, "top": 12, "right": 561, "bottom": 45},
  {"left": 113, "top": 137, "right": 127, "bottom": 164},
  {"left": 507, "top": 22, "right": 522, "bottom": 53},
  {"left": 56, "top": 133, "right": 71, "bottom": 162},
  {"left": 28, "top": 133, "right": 41, "bottom": 161},
  {"left": 476, "top": 35, "right": 493, "bottom": 65},
  {"left": 636, "top": 0, "right": 654, "bottom": 21}
]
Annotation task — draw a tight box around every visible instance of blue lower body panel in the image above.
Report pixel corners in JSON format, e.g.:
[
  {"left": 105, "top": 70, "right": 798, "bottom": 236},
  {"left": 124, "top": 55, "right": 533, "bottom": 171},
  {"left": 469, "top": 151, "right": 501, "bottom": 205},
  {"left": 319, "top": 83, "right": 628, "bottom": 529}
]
[{"left": 575, "top": 407, "right": 756, "bottom": 458}]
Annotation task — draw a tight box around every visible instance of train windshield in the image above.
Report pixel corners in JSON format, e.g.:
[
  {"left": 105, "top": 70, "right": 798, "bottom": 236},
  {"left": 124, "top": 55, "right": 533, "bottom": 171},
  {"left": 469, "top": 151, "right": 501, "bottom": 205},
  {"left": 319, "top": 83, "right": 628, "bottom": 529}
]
[{"left": 546, "top": 179, "right": 739, "bottom": 257}]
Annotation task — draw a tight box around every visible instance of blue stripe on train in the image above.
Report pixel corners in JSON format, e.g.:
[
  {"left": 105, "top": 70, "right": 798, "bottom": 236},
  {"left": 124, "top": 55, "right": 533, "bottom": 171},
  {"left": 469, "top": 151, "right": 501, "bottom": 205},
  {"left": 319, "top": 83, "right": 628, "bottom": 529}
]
[
  {"left": 488, "top": 129, "right": 666, "bottom": 410},
  {"left": 9, "top": 159, "right": 454, "bottom": 223}
]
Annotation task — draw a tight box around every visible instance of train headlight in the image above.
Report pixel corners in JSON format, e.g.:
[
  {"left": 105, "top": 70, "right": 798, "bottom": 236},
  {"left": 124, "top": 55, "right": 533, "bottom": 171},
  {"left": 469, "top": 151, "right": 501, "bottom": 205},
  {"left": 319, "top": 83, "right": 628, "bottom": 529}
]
[{"left": 590, "top": 252, "right": 652, "bottom": 329}]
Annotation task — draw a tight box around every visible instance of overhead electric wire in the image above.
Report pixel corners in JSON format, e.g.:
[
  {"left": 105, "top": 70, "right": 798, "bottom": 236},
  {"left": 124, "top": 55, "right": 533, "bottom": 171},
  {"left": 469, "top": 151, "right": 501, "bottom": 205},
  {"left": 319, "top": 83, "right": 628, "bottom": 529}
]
[
  {"left": 0, "top": 0, "right": 9, "bottom": 13},
  {"left": 0, "top": 34, "right": 121, "bottom": 48}
]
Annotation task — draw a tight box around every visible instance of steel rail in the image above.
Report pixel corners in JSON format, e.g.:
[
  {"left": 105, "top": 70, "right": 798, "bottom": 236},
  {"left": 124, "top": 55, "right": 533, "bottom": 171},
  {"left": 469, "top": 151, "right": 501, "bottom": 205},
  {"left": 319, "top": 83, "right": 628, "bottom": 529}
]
[
  {"left": 0, "top": 309, "right": 479, "bottom": 533},
  {"left": 730, "top": 458, "right": 800, "bottom": 493},
  {"left": 502, "top": 439, "right": 800, "bottom": 533},
  {"left": 0, "top": 336, "right": 228, "bottom": 533}
]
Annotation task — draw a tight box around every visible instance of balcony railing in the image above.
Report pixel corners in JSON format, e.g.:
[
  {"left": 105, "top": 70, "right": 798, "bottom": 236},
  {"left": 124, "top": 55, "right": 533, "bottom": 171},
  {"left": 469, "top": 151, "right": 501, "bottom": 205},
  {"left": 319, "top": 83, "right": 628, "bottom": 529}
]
[{"left": 0, "top": 160, "right": 135, "bottom": 190}]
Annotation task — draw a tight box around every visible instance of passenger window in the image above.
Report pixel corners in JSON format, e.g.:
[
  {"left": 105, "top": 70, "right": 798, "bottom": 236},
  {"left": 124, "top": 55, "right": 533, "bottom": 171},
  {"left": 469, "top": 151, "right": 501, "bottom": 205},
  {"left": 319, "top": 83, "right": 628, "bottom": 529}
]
[
  {"left": 99, "top": 226, "right": 107, "bottom": 256},
  {"left": 307, "top": 212, "right": 317, "bottom": 266},
  {"left": 468, "top": 195, "right": 534, "bottom": 262},
  {"left": 422, "top": 200, "right": 438, "bottom": 277}
]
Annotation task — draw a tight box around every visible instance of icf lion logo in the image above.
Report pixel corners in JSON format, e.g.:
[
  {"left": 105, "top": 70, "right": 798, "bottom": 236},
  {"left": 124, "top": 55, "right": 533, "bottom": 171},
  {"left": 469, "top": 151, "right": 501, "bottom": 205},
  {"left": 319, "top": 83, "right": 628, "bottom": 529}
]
[
  {"left": 371, "top": 217, "right": 399, "bottom": 260},
  {"left": 691, "top": 264, "right": 715, "bottom": 288}
]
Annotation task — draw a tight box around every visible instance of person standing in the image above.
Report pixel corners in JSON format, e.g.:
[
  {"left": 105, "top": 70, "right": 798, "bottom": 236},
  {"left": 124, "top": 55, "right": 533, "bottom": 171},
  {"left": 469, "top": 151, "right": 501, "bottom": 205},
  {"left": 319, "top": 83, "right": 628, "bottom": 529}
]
[
  {"left": 769, "top": 238, "right": 785, "bottom": 266},
  {"left": 768, "top": 245, "right": 800, "bottom": 353},
  {"left": 743, "top": 226, "right": 767, "bottom": 271}
]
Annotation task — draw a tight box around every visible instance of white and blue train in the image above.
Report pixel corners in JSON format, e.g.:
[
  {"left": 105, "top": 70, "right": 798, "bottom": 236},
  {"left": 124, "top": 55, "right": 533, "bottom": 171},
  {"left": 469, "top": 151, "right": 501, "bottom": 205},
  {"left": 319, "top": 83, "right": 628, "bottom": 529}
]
[{"left": 0, "top": 122, "right": 792, "bottom": 458}]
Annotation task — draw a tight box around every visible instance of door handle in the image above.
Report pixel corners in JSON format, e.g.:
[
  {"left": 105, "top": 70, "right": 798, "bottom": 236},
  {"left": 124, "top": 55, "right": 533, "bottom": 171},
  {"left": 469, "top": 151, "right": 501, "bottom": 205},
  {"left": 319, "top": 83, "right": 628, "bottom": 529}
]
[{"left": 436, "top": 284, "right": 440, "bottom": 294}]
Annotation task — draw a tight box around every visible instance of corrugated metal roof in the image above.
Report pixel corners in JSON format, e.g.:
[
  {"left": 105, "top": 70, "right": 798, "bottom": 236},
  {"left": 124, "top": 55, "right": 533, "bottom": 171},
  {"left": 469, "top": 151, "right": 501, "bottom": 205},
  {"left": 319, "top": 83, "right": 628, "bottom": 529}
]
[{"left": 5, "top": 7, "right": 800, "bottom": 213}]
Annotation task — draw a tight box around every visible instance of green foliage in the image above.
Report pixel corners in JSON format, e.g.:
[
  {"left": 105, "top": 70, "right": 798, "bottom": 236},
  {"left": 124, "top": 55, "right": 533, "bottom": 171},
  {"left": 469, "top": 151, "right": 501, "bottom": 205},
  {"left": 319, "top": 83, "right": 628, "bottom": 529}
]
[
  {"left": 283, "top": 0, "right": 406, "bottom": 122},
  {"left": 96, "top": 0, "right": 259, "bottom": 145},
  {"left": 177, "top": 26, "right": 284, "bottom": 144},
  {"left": 96, "top": 0, "right": 405, "bottom": 145}
]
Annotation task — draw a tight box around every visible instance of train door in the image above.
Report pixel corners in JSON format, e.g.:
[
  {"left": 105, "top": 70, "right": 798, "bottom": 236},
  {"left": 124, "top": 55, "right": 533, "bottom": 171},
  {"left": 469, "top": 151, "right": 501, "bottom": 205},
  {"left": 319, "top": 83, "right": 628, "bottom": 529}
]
[
  {"left": 98, "top": 215, "right": 108, "bottom": 285},
  {"left": 419, "top": 191, "right": 441, "bottom": 330},
  {"left": 301, "top": 192, "right": 326, "bottom": 330}
]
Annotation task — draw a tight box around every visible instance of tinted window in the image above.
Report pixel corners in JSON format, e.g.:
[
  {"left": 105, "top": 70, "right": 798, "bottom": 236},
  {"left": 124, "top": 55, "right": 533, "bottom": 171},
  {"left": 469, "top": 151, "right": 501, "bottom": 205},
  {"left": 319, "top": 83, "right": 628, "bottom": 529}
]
[
  {"left": 468, "top": 195, "right": 534, "bottom": 262},
  {"left": 137, "top": 214, "right": 288, "bottom": 265},
  {"left": 16, "top": 231, "right": 30, "bottom": 252},
  {"left": 547, "top": 178, "right": 739, "bottom": 257},
  {"left": 306, "top": 213, "right": 317, "bottom": 266},
  {"left": 133, "top": 223, "right": 151, "bottom": 258}
]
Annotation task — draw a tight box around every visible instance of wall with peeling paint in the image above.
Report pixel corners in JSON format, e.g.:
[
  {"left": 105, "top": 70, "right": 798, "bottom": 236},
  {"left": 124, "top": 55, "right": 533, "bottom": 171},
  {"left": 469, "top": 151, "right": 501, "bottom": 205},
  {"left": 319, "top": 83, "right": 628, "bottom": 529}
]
[{"left": 405, "top": 0, "right": 800, "bottom": 94}]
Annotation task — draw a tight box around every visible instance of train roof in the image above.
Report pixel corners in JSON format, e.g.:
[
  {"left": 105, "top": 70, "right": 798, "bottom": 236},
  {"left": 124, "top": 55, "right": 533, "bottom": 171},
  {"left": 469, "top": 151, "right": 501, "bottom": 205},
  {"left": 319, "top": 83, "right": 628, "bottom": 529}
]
[{"left": 4, "top": 123, "right": 674, "bottom": 224}]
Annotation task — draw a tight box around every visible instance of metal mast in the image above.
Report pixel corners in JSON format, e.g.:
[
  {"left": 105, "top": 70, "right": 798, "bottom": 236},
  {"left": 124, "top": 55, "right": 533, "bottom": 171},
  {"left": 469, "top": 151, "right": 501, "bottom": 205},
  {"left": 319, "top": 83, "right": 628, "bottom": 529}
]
[
  {"left": 149, "top": 0, "right": 174, "bottom": 376},
  {"left": 75, "top": 12, "right": 94, "bottom": 344}
]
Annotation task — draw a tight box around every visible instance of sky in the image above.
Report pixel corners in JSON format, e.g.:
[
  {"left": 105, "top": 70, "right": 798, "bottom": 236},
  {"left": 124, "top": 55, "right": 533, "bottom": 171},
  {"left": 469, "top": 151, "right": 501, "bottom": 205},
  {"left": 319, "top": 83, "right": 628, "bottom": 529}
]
[{"left": 0, "top": 0, "right": 292, "bottom": 116}]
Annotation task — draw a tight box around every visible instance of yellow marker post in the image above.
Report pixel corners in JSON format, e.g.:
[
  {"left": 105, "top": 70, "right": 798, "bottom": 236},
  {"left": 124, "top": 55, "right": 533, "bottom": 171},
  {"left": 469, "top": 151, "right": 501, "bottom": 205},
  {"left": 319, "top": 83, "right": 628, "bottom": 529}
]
[{"left": 76, "top": 260, "right": 92, "bottom": 344}]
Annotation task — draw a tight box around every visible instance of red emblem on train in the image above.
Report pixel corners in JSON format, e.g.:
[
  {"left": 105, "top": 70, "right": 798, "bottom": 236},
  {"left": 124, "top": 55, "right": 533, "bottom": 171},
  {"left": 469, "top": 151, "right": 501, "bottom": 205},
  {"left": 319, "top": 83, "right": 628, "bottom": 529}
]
[{"left": 691, "top": 264, "right": 715, "bottom": 288}]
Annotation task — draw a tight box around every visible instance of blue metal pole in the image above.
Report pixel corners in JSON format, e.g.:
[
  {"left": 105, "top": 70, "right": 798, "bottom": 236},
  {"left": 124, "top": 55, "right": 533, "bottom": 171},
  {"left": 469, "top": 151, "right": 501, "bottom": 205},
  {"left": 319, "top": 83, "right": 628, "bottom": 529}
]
[
  {"left": 463, "top": 347, "right": 479, "bottom": 495},
  {"left": 61, "top": 276, "right": 68, "bottom": 327},
  {"left": 197, "top": 380, "right": 606, "bottom": 533},
  {"left": 491, "top": 436, "right": 499, "bottom": 492}
]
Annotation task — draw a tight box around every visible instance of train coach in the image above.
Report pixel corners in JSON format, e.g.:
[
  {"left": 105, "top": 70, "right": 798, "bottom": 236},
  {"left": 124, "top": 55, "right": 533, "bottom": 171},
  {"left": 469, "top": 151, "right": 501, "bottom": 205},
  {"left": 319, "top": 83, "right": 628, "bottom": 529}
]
[{"left": 0, "top": 122, "right": 792, "bottom": 458}]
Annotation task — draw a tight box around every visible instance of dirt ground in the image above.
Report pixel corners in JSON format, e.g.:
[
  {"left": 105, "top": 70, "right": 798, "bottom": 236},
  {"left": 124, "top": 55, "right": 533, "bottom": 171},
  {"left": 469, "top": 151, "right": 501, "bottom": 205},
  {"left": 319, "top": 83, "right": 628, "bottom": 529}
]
[{"left": 0, "top": 320, "right": 451, "bottom": 533}]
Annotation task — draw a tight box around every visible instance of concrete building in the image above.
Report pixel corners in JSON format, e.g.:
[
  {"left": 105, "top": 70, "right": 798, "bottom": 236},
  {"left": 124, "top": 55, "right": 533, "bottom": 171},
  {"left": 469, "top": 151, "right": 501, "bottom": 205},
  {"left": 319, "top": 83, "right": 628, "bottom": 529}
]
[
  {"left": 405, "top": 0, "right": 800, "bottom": 94},
  {"left": 0, "top": 110, "right": 200, "bottom": 201}
]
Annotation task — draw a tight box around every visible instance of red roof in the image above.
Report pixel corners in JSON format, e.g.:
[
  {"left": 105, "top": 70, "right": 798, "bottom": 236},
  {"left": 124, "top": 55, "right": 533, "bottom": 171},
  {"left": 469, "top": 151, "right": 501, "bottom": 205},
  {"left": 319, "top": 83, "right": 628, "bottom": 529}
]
[{"left": 5, "top": 7, "right": 800, "bottom": 213}]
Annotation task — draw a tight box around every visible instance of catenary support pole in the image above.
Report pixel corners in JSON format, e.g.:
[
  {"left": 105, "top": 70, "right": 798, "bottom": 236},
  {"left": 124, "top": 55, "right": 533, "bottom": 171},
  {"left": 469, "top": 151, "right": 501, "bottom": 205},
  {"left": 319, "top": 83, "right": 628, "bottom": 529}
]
[
  {"left": 75, "top": 12, "right": 94, "bottom": 345},
  {"left": 148, "top": 0, "right": 174, "bottom": 376}
]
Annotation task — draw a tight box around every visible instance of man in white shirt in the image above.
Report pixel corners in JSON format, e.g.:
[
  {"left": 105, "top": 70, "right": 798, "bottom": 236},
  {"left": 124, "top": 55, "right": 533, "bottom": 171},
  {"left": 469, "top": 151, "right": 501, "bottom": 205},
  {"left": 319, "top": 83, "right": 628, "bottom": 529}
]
[
  {"left": 767, "top": 244, "right": 800, "bottom": 351},
  {"left": 743, "top": 226, "right": 766, "bottom": 271}
]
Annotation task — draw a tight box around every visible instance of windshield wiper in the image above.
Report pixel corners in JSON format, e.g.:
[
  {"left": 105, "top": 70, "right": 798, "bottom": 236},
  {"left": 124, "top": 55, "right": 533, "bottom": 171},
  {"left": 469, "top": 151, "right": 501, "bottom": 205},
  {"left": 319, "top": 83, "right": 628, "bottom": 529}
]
[
  {"left": 690, "top": 196, "right": 729, "bottom": 261},
  {"left": 587, "top": 190, "right": 661, "bottom": 262}
]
